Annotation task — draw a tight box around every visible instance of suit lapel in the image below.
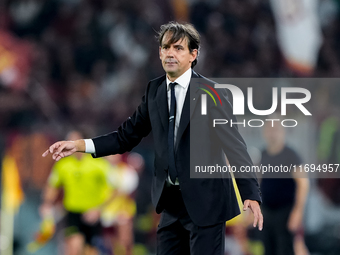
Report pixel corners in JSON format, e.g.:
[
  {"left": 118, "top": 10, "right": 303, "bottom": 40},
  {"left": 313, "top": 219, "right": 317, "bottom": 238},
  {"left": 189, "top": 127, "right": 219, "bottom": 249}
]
[
  {"left": 189, "top": 71, "right": 201, "bottom": 119},
  {"left": 175, "top": 70, "right": 201, "bottom": 151},
  {"left": 156, "top": 79, "right": 169, "bottom": 132}
]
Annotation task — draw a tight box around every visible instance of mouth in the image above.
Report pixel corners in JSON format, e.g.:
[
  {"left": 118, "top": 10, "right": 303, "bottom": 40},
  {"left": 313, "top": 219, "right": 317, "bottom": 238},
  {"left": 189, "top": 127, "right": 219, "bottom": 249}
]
[{"left": 165, "top": 60, "right": 178, "bottom": 65}]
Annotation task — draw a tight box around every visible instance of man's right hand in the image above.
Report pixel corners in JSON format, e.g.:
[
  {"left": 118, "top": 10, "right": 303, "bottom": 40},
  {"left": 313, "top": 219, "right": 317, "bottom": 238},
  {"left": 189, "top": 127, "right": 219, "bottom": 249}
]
[{"left": 42, "top": 140, "right": 85, "bottom": 161}]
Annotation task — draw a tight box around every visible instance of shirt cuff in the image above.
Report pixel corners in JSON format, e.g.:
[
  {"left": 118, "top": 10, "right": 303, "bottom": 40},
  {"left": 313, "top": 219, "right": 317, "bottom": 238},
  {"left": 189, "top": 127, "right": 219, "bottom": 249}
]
[
  {"left": 167, "top": 175, "right": 180, "bottom": 185},
  {"left": 84, "top": 139, "right": 96, "bottom": 154}
]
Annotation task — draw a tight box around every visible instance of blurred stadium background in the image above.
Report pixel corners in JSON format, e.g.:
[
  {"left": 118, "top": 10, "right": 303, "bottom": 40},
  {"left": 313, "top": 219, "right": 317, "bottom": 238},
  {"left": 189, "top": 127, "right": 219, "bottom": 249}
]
[{"left": 1, "top": 0, "right": 340, "bottom": 254}]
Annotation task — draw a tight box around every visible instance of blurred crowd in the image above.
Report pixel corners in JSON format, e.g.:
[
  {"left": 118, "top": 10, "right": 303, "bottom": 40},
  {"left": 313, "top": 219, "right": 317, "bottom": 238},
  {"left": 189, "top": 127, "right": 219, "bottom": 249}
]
[
  {"left": 1, "top": 0, "right": 340, "bottom": 134},
  {"left": 1, "top": 0, "right": 340, "bottom": 254}
]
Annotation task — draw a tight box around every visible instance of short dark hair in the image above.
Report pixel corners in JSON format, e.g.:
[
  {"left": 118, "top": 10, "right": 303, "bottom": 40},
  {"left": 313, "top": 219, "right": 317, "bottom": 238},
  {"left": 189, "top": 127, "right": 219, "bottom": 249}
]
[{"left": 157, "top": 21, "right": 200, "bottom": 68}]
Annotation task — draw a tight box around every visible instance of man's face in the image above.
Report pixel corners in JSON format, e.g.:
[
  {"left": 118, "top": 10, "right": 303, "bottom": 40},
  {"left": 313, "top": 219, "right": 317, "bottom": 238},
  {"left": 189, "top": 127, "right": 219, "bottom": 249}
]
[{"left": 159, "top": 32, "right": 197, "bottom": 80}]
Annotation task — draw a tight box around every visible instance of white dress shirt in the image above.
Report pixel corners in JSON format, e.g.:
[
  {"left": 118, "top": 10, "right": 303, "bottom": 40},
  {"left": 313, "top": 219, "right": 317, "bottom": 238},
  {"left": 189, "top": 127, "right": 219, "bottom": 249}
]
[
  {"left": 85, "top": 68, "right": 192, "bottom": 185},
  {"left": 166, "top": 67, "right": 191, "bottom": 144}
]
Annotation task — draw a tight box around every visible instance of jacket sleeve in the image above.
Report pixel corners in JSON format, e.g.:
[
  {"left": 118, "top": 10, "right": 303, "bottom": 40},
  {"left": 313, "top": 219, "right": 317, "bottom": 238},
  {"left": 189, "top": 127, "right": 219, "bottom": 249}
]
[
  {"left": 210, "top": 88, "right": 262, "bottom": 204},
  {"left": 92, "top": 82, "right": 152, "bottom": 158}
]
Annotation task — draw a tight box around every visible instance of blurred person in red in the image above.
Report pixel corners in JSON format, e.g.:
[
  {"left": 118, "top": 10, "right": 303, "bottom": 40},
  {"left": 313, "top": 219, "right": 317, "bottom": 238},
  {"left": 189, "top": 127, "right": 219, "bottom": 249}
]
[
  {"left": 101, "top": 154, "right": 139, "bottom": 255},
  {"left": 260, "top": 120, "right": 310, "bottom": 255},
  {"left": 40, "top": 130, "right": 115, "bottom": 255}
]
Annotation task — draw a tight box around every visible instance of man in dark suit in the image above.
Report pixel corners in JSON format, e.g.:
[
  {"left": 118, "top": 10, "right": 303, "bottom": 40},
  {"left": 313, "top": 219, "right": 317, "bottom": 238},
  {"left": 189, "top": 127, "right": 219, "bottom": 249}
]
[{"left": 43, "top": 22, "right": 263, "bottom": 255}]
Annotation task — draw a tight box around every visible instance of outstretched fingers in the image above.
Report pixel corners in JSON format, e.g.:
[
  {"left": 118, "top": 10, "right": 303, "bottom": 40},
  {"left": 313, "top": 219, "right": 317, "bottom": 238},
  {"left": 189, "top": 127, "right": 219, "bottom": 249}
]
[
  {"left": 53, "top": 148, "right": 75, "bottom": 161},
  {"left": 243, "top": 199, "right": 263, "bottom": 231},
  {"left": 42, "top": 149, "right": 50, "bottom": 157},
  {"left": 42, "top": 142, "right": 62, "bottom": 157},
  {"left": 42, "top": 141, "right": 75, "bottom": 161},
  {"left": 52, "top": 142, "right": 69, "bottom": 161},
  {"left": 252, "top": 205, "right": 263, "bottom": 231},
  {"left": 243, "top": 200, "right": 250, "bottom": 211}
]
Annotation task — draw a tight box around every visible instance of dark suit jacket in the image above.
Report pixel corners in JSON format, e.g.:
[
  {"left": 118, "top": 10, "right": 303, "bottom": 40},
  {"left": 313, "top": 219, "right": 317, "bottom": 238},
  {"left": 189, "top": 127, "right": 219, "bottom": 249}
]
[{"left": 92, "top": 70, "right": 262, "bottom": 227}]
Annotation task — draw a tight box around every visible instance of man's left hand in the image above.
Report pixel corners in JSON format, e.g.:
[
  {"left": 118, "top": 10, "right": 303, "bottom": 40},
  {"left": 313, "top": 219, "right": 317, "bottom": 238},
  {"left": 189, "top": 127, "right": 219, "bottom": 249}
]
[{"left": 243, "top": 199, "right": 263, "bottom": 231}]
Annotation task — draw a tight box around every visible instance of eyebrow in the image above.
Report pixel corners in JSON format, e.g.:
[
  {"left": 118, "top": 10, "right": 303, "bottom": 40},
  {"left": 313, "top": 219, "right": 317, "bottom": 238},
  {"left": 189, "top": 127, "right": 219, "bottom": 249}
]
[{"left": 162, "top": 42, "right": 185, "bottom": 48}]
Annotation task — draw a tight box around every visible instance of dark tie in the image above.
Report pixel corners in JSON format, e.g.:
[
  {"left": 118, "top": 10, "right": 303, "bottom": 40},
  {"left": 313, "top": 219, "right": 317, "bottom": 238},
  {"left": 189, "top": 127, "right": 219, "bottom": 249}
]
[{"left": 168, "top": 82, "right": 177, "bottom": 183}]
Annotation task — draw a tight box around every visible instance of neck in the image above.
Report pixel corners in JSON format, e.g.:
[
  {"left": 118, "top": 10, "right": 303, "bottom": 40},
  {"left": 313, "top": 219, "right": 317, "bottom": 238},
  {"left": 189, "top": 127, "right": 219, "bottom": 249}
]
[
  {"left": 166, "top": 67, "right": 191, "bottom": 82},
  {"left": 167, "top": 74, "right": 177, "bottom": 82}
]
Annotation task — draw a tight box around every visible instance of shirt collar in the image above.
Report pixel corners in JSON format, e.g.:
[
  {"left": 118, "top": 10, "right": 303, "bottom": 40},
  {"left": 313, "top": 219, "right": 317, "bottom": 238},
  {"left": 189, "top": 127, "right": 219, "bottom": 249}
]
[{"left": 166, "top": 68, "right": 192, "bottom": 91}]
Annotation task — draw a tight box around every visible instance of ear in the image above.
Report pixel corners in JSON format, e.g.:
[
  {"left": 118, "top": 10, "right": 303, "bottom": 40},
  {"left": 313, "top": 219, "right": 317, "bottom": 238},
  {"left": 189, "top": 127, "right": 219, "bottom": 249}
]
[
  {"left": 159, "top": 46, "right": 162, "bottom": 59},
  {"left": 190, "top": 49, "right": 198, "bottom": 63}
]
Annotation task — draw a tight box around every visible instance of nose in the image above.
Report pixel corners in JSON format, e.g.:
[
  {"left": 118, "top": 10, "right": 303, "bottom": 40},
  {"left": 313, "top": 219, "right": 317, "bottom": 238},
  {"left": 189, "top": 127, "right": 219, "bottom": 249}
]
[{"left": 166, "top": 47, "right": 174, "bottom": 57}]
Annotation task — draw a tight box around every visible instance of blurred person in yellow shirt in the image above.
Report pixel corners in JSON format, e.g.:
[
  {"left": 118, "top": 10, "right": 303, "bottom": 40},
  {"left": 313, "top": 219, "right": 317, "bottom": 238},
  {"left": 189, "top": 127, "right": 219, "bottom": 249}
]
[{"left": 39, "top": 130, "right": 115, "bottom": 255}]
